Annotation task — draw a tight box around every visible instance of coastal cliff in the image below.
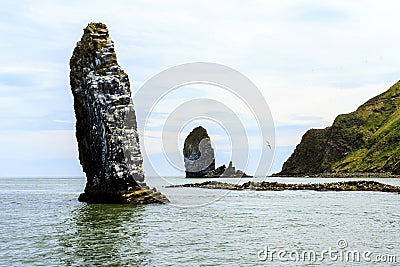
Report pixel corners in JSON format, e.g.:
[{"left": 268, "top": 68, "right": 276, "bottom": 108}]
[
  {"left": 277, "top": 81, "right": 400, "bottom": 176},
  {"left": 70, "top": 23, "right": 168, "bottom": 204}
]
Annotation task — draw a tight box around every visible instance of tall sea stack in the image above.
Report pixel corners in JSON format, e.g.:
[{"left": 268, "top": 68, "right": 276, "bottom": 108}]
[{"left": 70, "top": 22, "right": 168, "bottom": 204}]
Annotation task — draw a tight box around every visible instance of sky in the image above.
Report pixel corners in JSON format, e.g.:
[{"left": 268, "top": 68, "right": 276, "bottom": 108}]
[{"left": 1, "top": 0, "right": 400, "bottom": 177}]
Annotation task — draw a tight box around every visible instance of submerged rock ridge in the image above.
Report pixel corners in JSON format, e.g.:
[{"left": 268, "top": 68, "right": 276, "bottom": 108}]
[
  {"left": 183, "top": 126, "right": 252, "bottom": 178},
  {"left": 170, "top": 180, "right": 400, "bottom": 193},
  {"left": 70, "top": 22, "right": 168, "bottom": 204},
  {"left": 277, "top": 81, "right": 400, "bottom": 176}
]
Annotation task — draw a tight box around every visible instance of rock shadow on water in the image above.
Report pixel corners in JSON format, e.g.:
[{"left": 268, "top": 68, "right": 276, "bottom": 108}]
[{"left": 58, "top": 204, "right": 151, "bottom": 266}]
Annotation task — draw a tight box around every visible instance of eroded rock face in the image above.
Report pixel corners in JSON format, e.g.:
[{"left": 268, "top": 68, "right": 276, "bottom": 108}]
[
  {"left": 70, "top": 23, "right": 167, "bottom": 204},
  {"left": 183, "top": 126, "right": 216, "bottom": 177},
  {"left": 183, "top": 126, "right": 252, "bottom": 178}
]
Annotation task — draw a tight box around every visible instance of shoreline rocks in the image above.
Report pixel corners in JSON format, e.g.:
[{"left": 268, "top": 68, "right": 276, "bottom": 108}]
[
  {"left": 169, "top": 180, "right": 400, "bottom": 193},
  {"left": 70, "top": 22, "right": 168, "bottom": 204}
]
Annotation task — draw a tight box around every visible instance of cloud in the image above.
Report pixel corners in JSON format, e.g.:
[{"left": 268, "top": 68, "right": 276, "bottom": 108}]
[
  {"left": 53, "top": 119, "right": 75, "bottom": 124},
  {"left": 290, "top": 3, "right": 349, "bottom": 23},
  {"left": 1, "top": 0, "right": 400, "bottom": 176},
  {"left": 0, "top": 130, "right": 78, "bottom": 160}
]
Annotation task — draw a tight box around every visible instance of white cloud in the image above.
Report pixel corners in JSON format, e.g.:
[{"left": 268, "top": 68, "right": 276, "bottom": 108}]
[
  {"left": 249, "top": 71, "right": 393, "bottom": 126},
  {"left": 0, "top": 130, "right": 78, "bottom": 160},
  {"left": 1, "top": 0, "right": 400, "bottom": 175}
]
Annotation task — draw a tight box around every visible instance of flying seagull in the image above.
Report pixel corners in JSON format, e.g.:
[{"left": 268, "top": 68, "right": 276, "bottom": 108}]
[{"left": 266, "top": 141, "right": 271, "bottom": 149}]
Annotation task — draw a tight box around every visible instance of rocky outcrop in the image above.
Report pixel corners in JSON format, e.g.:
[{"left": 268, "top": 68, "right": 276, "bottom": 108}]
[
  {"left": 183, "top": 126, "right": 252, "bottom": 178},
  {"left": 70, "top": 22, "right": 168, "bottom": 204},
  {"left": 277, "top": 81, "right": 400, "bottom": 176},
  {"left": 183, "top": 126, "right": 215, "bottom": 178},
  {"left": 170, "top": 180, "right": 400, "bottom": 193},
  {"left": 204, "top": 161, "right": 252, "bottom": 178},
  {"left": 278, "top": 128, "right": 330, "bottom": 176}
]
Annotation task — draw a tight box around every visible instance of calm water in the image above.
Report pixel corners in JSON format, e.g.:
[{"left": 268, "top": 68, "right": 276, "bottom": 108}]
[{"left": 0, "top": 177, "right": 399, "bottom": 266}]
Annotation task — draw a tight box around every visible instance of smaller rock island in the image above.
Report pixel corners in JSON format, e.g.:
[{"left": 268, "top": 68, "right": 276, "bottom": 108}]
[{"left": 183, "top": 126, "right": 251, "bottom": 178}]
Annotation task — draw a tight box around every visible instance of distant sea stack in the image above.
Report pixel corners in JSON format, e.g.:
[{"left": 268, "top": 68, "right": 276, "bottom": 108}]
[
  {"left": 70, "top": 23, "right": 168, "bottom": 204},
  {"left": 183, "top": 126, "right": 215, "bottom": 177},
  {"left": 277, "top": 81, "right": 400, "bottom": 176},
  {"left": 183, "top": 126, "right": 251, "bottom": 178}
]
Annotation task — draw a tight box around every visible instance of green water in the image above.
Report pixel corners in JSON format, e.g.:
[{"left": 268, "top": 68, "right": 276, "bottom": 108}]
[{"left": 0, "top": 177, "right": 399, "bottom": 266}]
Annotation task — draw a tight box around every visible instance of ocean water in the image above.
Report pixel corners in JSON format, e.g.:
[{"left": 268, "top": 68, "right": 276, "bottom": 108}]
[{"left": 0, "top": 177, "right": 399, "bottom": 266}]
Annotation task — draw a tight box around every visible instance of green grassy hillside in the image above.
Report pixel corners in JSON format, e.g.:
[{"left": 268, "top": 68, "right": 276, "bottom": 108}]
[{"left": 278, "top": 81, "right": 400, "bottom": 175}]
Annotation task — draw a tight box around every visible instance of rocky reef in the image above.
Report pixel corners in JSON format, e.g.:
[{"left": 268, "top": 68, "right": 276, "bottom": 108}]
[
  {"left": 70, "top": 22, "right": 168, "bottom": 204},
  {"left": 170, "top": 180, "right": 400, "bottom": 193},
  {"left": 204, "top": 161, "right": 252, "bottom": 178},
  {"left": 277, "top": 81, "right": 400, "bottom": 177},
  {"left": 183, "top": 126, "right": 251, "bottom": 178}
]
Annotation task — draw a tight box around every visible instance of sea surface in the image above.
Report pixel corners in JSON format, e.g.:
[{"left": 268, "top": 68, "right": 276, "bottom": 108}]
[{"left": 0, "top": 177, "right": 399, "bottom": 266}]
